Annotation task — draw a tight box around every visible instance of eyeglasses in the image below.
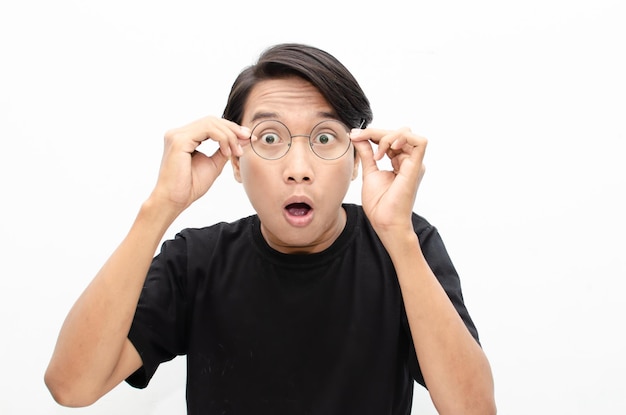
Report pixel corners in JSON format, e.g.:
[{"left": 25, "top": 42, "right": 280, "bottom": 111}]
[{"left": 249, "top": 119, "right": 352, "bottom": 160}]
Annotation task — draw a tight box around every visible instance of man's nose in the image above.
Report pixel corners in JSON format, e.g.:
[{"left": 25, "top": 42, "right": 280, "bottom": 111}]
[{"left": 283, "top": 136, "right": 314, "bottom": 183}]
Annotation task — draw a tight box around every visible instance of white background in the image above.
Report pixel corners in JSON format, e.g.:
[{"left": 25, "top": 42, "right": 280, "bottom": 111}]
[{"left": 1, "top": 1, "right": 625, "bottom": 414}]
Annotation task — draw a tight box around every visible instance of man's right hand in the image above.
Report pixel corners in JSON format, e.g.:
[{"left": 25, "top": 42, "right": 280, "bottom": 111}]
[
  {"left": 45, "top": 116, "right": 250, "bottom": 407},
  {"left": 149, "top": 116, "right": 250, "bottom": 213}
]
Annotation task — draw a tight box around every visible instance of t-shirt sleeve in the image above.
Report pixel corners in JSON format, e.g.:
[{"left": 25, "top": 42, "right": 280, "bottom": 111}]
[
  {"left": 126, "top": 232, "right": 191, "bottom": 388},
  {"left": 406, "top": 216, "right": 480, "bottom": 387}
]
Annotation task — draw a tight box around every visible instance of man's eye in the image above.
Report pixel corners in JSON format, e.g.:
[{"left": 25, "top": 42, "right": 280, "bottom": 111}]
[
  {"left": 261, "top": 133, "right": 279, "bottom": 145},
  {"left": 314, "top": 132, "right": 336, "bottom": 145}
]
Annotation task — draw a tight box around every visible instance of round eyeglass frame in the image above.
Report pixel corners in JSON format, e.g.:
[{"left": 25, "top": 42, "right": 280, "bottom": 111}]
[{"left": 248, "top": 119, "right": 352, "bottom": 160}]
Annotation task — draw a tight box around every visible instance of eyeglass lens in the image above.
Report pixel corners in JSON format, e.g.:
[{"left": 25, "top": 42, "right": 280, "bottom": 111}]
[{"left": 250, "top": 120, "right": 351, "bottom": 160}]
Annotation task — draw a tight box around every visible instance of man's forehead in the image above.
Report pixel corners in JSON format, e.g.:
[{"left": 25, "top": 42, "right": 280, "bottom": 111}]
[
  {"left": 248, "top": 110, "right": 337, "bottom": 124},
  {"left": 242, "top": 79, "right": 335, "bottom": 124}
]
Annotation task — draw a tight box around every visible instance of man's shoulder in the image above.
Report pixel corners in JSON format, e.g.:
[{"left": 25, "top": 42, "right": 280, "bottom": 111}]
[
  {"left": 166, "top": 214, "right": 258, "bottom": 255},
  {"left": 179, "top": 214, "right": 257, "bottom": 238},
  {"left": 411, "top": 211, "right": 435, "bottom": 235}
]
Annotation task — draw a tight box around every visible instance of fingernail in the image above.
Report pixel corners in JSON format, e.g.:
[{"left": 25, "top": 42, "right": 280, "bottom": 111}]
[
  {"left": 350, "top": 128, "right": 363, "bottom": 138},
  {"left": 240, "top": 126, "right": 251, "bottom": 136}
]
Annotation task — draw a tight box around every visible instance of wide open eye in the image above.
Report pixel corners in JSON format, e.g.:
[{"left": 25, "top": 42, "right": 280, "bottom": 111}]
[
  {"left": 251, "top": 120, "right": 288, "bottom": 147},
  {"left": 260, "top": 132, "right": 280, "bottom": 145},
  {"left": 312, "top": 131, "right": 337, "bottom": 145},
  {"left": 309, "top": 120, "right": 351, "bottom": 159},
  {"left": 250, "top": 120, "right": 291, "bottom": 159}
]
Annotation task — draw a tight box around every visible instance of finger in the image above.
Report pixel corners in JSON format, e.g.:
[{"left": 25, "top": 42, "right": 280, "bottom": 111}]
[
  {"left": 399, "top": 144, "right": 427, "bottom": 185},
  {"left": 198, "top": 119, "right": 240, "bottom": 158},
  {"left": 395, "top": 128, "right": 428, "bottom": 152},
  {"left": 349, "top": 127, "right": 391, "bottom": 142},
  {"left": 351, "top": 127, "right": 414, "bottom": 160},
  {"left": 185, "top": 117, "right": 248, "bottom": 158},
  {"left": 220, "top": 120, "right": 249, "bottom": 157},
  {"left": 190, "top": 147, "right": 230, "bottom": 192},
  {"left": 213, "top": 148, "right": 230, "bottom": 173},
  {"left": 351, "top": 128, "right": 387, "bottom": 161},
  {"left": 352, "top": 140, "right": 379, "bottom": 176}
]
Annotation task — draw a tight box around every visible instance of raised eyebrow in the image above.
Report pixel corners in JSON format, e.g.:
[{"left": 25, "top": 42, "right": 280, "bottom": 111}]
[
  {"left": 317, "top": 111, "right": 340, "bottom": 121},
  {"left": 250, "top": 112, "right": 279, "bottom": 123}
]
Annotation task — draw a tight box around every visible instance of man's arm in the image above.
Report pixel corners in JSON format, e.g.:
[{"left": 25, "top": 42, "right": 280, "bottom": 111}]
[
  {"left": 352, "top": 127, "right": 496, "bottom": 415},
  {"left": 44, "top": 201, "right": 178, "bottom": 406},
  {"left": 45, "top": 116, "right": 249, "bottom": 406},
  {"left": 382, "top": 230, "right": 495, "bottom": 414}
]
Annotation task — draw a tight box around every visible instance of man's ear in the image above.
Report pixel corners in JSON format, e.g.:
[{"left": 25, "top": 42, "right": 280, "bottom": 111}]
[
  {"left": 231, "top": 155, "right": 243, "bottom": 183},
  {"left": 351, "top": 151, "right": 360, "bottom": 180}
]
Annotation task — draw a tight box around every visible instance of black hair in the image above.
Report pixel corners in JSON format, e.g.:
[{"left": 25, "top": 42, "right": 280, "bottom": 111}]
[{"left": 222, "top": 43, "right": 373, "bottom": 129}]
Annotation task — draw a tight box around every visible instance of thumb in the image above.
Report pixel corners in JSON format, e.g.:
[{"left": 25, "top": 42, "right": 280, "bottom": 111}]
[
  {"left": 193, "top": 148, "right": 229, "bottom": 180},
  {"left": 352, "top": 140, "right": 379, "bottom": 176}
]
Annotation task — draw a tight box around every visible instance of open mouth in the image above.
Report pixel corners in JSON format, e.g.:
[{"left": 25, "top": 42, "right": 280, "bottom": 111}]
[{"left": 285, "top": 202, "right": 312, "bottom": 217}]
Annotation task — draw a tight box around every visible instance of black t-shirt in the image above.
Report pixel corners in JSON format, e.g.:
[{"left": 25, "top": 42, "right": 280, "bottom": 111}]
[{"left": 127, "top": 204, "right": 478, "bottom": 414}]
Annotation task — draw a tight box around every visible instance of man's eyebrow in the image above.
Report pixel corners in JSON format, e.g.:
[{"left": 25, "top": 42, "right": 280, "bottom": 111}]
[
  {"left": 250, "top": 112, "right": 278, "bottom": 123},
  {"left": 317, "top": 111, "right": 339, "bottom": 120}
]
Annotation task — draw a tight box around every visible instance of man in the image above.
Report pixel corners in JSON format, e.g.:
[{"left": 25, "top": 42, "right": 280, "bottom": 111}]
[{"left": 45, "top": 43, "right": 495, "bottom": 414}]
